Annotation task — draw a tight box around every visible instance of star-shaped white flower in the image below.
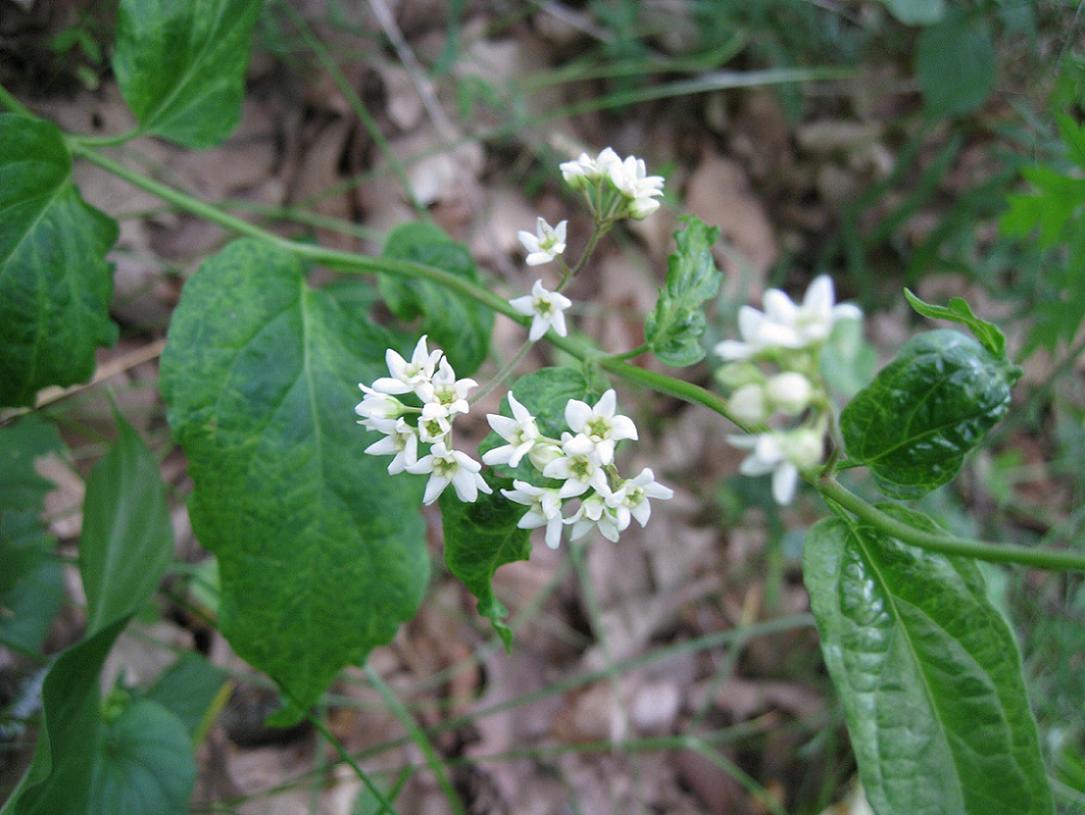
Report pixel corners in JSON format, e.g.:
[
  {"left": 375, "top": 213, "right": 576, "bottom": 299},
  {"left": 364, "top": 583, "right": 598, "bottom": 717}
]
[
  {"left": 727, "top": 429, "right": 823, "bottom": 505},
  {"left": 566, "top": 490, "right": 623, "bottom": 542},
  {"left": 606, "top": 468, "right": 674, "bottom": 528},
  {"left": 408, "top": 442, "right": 492, "bottom": 505},
  {"left": 482, "top": 392, "right": 541, "bottom": 469},
  {"left": 714, "top": 276, "right": 861, "bottom": 361},
  {"left": 543, "top": 432, "right": 609, "bottom": 498},
  {"left": 518, "top": 217, "right": 567, "bottom": 266},
  {"left": 608, "top": 155, "right": 664, "bottom": 220},
  {"left": 363, "top": 418, "right": 419, "bottom": 475},
  {"left": 559, "top": 147, "right": 621, "bottom": 190},
  {"left": 564, "top": 389, "right": 638, "bottom": 465},
  {"left": 509, "top": 280, "right": 572, "bottom": 342},
  {"left": 371, "top": 335, "right": 442, "bottom": 395},
  {"left": 354, "top": 384, "right": 405, "bottom": 424},
  {"left": 502, "top": 480, "right": 566, "bottom": 549},
  {"left": 416, "top": 357, "right": 477, "bottom": 419}
]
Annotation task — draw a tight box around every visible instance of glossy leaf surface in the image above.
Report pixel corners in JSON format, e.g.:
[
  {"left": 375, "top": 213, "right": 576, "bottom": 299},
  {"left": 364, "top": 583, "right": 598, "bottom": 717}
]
[
  {"left": 804, "top": 508, "right": 1052, "bottom": 815},
  {"left": 644, "top": 216, "right": 722, "bottom": 367},
  {"left": 112, "top": 0, "right": 265, "bottom": 147},
  {"left": 379, "top": 222, "right": 493, "bottom": 376},
  {"left": 0, "top": 115, "right": 118, "bottom": 407},
  {"left": 841, "top": 330, "right": 1018, "bottom": 498},
  {"left": 80, "top": 412, "right": 174, "bottom": 634},
  {"left": 160, "top": 239, "right": 428, "bottom": 711}
]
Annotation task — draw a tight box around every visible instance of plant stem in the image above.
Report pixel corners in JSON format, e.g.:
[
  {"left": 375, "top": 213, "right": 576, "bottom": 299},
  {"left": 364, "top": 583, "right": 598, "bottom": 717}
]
[
  {"left": 365, "top": 665, "right": 467, "bottom": 815},
  {"left": 606, "top": 343, "right": 650, "bottom": 361},
  {"left": 818, "top": 477, "right": 1085, "bottom": 571},
  {"left": 61, "top": 141, "right": 1085, "bottom": 574}
]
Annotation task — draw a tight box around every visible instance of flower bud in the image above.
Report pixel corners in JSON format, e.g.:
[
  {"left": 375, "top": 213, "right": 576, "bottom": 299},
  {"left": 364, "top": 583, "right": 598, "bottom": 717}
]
[
  {"left": 715, "top": 362, "right": 763, "bottom": 390},
  {"left": 729, "top": 384, "right": 768, "bottom": 425},
  {"left": 782, "top": 429, "right": 824, "bottom": 470},
  {"left": 765, "top": 372, "right": 813, "bottom": 416}
]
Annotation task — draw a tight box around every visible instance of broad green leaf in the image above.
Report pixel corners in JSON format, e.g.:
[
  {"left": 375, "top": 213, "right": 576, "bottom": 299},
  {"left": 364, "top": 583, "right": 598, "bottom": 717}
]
[
  {"left": 903, "top": 288, "right": 1006, "bottom": 357},
  {"left": 88, "top": 699, "right": 196, "bottom": 815},
  {"left": 0, "top": 115, "right": 118, "bottom": 407},
  {"left": 841, "top": 330, "right": 1018, "bottom": 498},
  {"left": 0, "top": 416, "right": 63, "bottom": 513},
  {"left": 479, "top": 366, "right": 598, "bottom": 484},
  {"left": 1000, "top": 165, "right": 1085, "bottom": 247},
  {"left": 145, "top": 652, "right": 229, "bottom": 739},
  {"left": 803, "top": 508, "right": 1053, "bottom": 815},
  {"left": 160, "top": 239, "right": 428, "bottom": 712},
  {"left": 916, "top": 13, "right": 996, "bottom": 118},
  {"left": 0, "top": 417, "right": 65, "bottom": 653},
  {"left": 2, "top": 617, "right": 129, "bottom": 815},
  {"left": 881, "top": 0, "right": 944, "bottom": 25},
  {"left": 80, "top": 412, "right": 174, "bottom": 634},
  {"left": 112, "top": 0, "right": 265, "bottom": 148},
  {"left": 644, "top": 216, "right": 722, "bottom": 367},
  {"left": 379, "top": 222, "right": 494, "bottom": 376},
  {"left": 0, "top": 514, "right": 64, "bottom": 654},
  {"left": 441, "top": 476, "right": 530, "bottom": 649}
]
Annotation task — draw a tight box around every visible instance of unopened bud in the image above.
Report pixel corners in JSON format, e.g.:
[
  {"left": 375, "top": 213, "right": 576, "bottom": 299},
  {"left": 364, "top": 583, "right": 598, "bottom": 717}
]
[
  {"left": 765, "top": 372, "right": 813, "bottom": 416},
  {"left": 729, "top": 384, "right": 768, "bottom": 425}
]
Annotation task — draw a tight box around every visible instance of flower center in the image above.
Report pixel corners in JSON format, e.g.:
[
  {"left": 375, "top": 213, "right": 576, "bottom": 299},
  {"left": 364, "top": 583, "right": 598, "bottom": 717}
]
[
  {"left": 434, "top": 457, "right": 457, "bottom": 477},
  {"left": 422, "top": 419, "right": 444, "bottom": 438},
  {"left": 586, "top": 417, "right": 610, "bottom": 440},
  {"left": 534, "top": 297, "right": 552, "bottom": 315},
  {"left": 570, "top": 456, "right": 593, "bottom": 480}
]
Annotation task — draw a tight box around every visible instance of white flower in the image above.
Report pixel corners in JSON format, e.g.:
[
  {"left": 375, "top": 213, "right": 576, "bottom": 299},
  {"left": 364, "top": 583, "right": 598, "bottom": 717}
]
[
  {"left": 416, "top": 357, "right": 477, "bottom": 419},
  {"left": 728, "top": 383, "right": 768, "bottom": 425},
  {"left": 727, "top": 429, "right": 824, "bottom": 505},
  {"left": 417, "top": 412, "right": 452, "bottom": 444},
  {"left": 560, "top": 147, "right": 621, "bottom": 190},
  {"left": 509, "top": 280, "right": 573, "bottom": 342},
  {"left": 407, "top": 442, "right": 492, "bottom": 505},
  {"left": 608, "top": 155, "right": 664, "bottom": 220},
  {"left": 543, "top": 432, "right": 609, "bottom": 498},
  {"left": 566, "top": 490, "right": 623, "bottom": 542},
  {"left": 354, "top": 384, "right": 405, "bottom": 423},
  {"left": 482, "top": 392, "right": 541, "bottom": 468},
  {"left": 518, "top": 217, "right": 567, "bottom": 266},
  {"left": 606, "top": 468, "right": 674, "bottom": 528},
  {"left": 563, "top": 389, "right": 638, "bottom": 465},
  {"left": 363, "top": 418, "right": 419, "bottom": 475},
  {"left": 527, "top": 440, "right": 563, "bottom": 472},
  {"left": 765, "top": 372, "right": 814, "bottom": 416},
  {"left": 502, "top": 480, "right": 565, "bottom": 549},
  {"left": 371, "top": 335, "right": 442, "bottom": 395}
]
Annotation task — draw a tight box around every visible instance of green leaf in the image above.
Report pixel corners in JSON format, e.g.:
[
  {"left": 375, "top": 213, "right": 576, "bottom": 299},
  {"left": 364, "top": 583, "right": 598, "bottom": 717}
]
[
  {"left": 903, "top": 288, "right": 1006, "bottom": 357},
  {"left": 916, "top": 13, "right": 996, "bottom": 118},
  {"left": 112, "top": 0, "right": 265, "bottom": 148},
  {"left": 1000, "top": 165, "right": 1085, "bottom": 247},
  {"left": 644, "top": 216, "right": 722, "bottom": 367},
  {"left": 0, "top": 115, "right": 118, "bottom": 407},
  {"left": 1056, "top": 112, "right": 1085, "bottom": 170},
  {"left": 0, "top": 417, "right": 66, "bottom": 653},
  {"left": 841, "top": 330, "right": 1019, "bottom": 498},
  {"left": 88, "top": 699, "right": 196, "bottom": 815},
  {"left": 80, "top": 412, "right": 174, "bottom": 634},
  {"left": 379, "top": 222, "right": 494, "bottom": 376},
  {"left": 0, "top": 514, "right": 64, "bottom": 654},
  {"left": 881, "top": 0, "right": 945, "bottom": 25},
  {"left": 160, "top": 239, "right": 429, "bottom": 712},
  {"left": 803, "top": 508, "right": 1053, "bottom": 815},
  {"left": 145, "top": 652, "right": 228, "bottom": 738},
  {"left": 2, "top": 617, "right": 129, "bottom": 815},
  {"left": 479, "top": 366, "right": 597, "bottom": 484},
  {"left": 441, "top": 476, "right": 530, "bottom": 649}
]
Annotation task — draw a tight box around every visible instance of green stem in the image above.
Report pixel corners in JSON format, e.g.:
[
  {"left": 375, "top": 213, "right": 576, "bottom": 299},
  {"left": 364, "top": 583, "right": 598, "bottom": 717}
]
[
  {"left": 818, "top": 478, "right": 1085, "bottom": 571},
  {"left": 365, "top": 665, "right": 467, "bottom": 815},
  {"left": 606, "top": 343, "right": 650, "bottom": 362},
  {"left": 63, "top": 141, "right": 1085, "bottom": 575},
  {"left": 69, "top": 128, "right": 141, "bottom": 147}
]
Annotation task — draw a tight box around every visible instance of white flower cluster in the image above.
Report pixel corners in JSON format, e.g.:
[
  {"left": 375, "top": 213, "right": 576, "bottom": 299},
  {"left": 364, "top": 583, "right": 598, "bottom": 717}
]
[
  {"left": 560, "top": 147, "right": 665, "bottom": 220},
  {"left": 356, "top": 336, "right": 491, "bottom": 505},
  {"left": 483, "top": 389, "right": 673, "bottom": 547},
  {"left": 715, "top": 276, "right": 862, "bottom": 505}
]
